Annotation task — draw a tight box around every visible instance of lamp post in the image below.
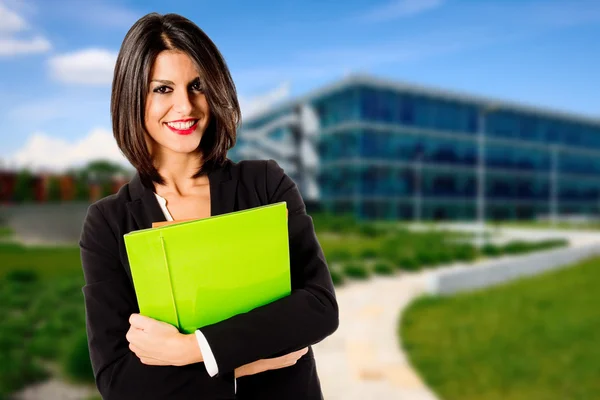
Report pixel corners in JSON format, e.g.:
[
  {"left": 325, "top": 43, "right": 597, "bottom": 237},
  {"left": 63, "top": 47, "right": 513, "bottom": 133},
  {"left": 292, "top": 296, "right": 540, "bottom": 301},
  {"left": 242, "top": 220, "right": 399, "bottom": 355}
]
[
  {"left": 550, "top": 145, "right": 558, "bottom": 227},
  {"left": 414, "top": 151, "right": 422, "bottom": 223},
  {"left": 476, "top": 108, "right": 487, "bottom": 249}
]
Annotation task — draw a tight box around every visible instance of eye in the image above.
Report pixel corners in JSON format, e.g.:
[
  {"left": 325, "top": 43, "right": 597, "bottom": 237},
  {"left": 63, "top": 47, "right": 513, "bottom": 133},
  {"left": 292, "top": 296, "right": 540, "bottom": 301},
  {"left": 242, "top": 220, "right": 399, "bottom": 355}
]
[
  {"left": 190, "top": 80, "right": 204, "bottom": 92},
  {"left": 153, "top": 85, "right": 172, "bottom": 94}
]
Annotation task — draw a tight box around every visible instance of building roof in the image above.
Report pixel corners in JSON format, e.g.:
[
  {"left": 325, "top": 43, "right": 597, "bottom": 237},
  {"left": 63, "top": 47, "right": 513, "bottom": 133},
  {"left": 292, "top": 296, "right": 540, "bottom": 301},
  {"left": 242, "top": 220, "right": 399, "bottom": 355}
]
[{"left": 242, "top": 73, "right": 600, "bottom": 128}]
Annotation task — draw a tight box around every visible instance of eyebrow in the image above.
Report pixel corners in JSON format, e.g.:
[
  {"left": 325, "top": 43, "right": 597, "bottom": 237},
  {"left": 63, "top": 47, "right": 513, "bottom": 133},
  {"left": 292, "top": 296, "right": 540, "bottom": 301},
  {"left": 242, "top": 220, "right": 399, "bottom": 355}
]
[{"left": 150, "top": 77, "right": 201, "bottom": 85}]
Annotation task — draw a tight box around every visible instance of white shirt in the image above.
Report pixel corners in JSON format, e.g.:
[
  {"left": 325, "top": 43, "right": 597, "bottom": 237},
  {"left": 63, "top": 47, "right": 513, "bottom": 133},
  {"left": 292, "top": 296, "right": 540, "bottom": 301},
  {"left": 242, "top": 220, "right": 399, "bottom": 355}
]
[{"left": 154, "top": 193, "right": 235, "bottom": 390}]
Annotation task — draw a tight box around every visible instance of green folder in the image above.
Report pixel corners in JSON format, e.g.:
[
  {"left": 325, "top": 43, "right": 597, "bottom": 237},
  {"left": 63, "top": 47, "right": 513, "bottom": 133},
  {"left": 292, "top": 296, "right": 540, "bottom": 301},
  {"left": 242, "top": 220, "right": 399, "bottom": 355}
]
[{"left": 123, "top": 201, "right": 291, "bottom": 334}]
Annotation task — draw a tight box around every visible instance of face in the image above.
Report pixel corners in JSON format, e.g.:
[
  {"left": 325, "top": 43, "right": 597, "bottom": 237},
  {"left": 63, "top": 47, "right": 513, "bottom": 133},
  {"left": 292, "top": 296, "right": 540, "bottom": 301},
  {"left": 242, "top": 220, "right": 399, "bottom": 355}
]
[{"left": 144, "top": 50, "right": 211, "bottom": 158}]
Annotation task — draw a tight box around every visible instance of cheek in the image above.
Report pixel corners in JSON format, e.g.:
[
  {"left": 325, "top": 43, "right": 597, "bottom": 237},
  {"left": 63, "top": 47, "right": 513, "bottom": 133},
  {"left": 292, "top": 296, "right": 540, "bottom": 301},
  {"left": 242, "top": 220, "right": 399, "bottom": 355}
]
[{"left": 145, "top": 97, "right": 168, "bottom": 127}]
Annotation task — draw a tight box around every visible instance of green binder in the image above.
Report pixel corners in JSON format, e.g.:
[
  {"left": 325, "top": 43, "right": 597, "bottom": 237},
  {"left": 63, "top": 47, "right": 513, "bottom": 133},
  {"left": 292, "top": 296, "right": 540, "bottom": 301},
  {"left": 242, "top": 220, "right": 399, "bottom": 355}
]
[{"left": 123, "top": 201, "right": 291, "bottom": 334}]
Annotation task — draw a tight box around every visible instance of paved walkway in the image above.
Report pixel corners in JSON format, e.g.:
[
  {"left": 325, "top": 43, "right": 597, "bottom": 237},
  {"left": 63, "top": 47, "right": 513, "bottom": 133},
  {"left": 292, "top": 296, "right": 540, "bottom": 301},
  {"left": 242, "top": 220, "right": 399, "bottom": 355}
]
[{"left": 313, "top": 271, "right": 440, "bottom": 400}]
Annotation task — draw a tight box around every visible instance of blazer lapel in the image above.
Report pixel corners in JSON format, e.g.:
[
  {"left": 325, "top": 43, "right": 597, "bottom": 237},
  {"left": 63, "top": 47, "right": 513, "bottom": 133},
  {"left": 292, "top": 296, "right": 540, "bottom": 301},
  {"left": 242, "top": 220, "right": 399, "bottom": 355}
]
[{"left": 126, "top": 173, "right": 166, "bottom": 230}]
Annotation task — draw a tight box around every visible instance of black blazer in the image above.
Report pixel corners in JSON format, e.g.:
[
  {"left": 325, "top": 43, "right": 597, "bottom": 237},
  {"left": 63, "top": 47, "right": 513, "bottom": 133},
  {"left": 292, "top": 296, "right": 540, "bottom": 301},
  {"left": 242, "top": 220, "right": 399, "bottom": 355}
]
[{"left": 79, "top": 159, "right": 339, "bottom": 400}]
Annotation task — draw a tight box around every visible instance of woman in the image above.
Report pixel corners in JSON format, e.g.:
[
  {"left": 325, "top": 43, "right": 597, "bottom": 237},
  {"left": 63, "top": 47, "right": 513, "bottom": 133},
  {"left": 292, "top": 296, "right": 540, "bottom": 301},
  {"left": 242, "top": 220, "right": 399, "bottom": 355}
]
[{"left": 79, "top": 12, "right": 338, "bottom": 400}]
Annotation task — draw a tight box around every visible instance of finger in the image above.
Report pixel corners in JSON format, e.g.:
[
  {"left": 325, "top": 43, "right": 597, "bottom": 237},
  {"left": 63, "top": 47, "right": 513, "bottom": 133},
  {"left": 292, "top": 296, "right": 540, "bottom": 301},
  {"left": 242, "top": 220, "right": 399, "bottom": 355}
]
[
  {"left": 125, "top": 327, "right": 144, "bottom": 344},
  {"left": 285, "top": 348, "right": 308, "bottom": 361},
  {"left": 129, "top": 343, "right": 151, "bottom": 358},
  {"left": 129, "top": 313, "right": 153, "bottom": 330},
  {"left": 140, "top": 357, "right": 169, "bottom": 366},
  {"left": 300, "top": 347, "right": 309, "bottom": 355}
]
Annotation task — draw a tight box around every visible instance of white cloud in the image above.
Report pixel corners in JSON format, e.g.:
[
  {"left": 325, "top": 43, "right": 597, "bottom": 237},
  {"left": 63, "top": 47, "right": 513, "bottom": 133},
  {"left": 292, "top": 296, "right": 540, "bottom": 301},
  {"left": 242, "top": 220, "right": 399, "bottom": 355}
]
[
  {"left": 7, "top": 128, "right": 130, "bottom": 172},
  {"left": 48, "top": 49, "right": 117, "bottom": 85},
  {"left": 0, "top": 1, "right": 51, "bottom": 57},
  {"left": 238, "top": 82, "right": 292, "bottom": 120},
  {"left": 0, "top": 35, "right": 50, "bottom": 56},
  {"left": 0, "top": 1, "right": 27, "bottom": 33},
  {"left": 360, "top": 0, "right": 445, "bottom": 22}
]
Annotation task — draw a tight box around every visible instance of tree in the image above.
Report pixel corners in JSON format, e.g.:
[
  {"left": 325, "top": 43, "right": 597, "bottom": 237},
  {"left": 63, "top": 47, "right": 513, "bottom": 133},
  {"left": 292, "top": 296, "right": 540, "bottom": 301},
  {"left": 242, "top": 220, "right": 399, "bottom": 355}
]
[
  {"left": 47, "top": 176, "right": 61, "bottom": 202},
  {"left": 13, "top": 170, "right": 35, "bottom": 202},
  {"left": 74, "top": 176, "right": 90, "bottom": 202}
]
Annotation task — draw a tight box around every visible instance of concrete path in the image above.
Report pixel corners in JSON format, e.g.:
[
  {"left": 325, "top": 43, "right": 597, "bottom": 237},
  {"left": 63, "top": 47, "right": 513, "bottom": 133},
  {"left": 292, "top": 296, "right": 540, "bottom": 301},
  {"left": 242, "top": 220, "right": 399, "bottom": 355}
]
[{"left": 313, "top": 271, "right": 440, "bottom": 400}]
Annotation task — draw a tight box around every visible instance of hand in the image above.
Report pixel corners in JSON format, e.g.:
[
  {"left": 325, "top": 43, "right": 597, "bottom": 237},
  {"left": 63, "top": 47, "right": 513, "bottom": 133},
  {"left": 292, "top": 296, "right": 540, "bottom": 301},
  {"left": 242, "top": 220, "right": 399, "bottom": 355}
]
[
  {"left": 234, "top": 347, "right": 309, "bottom": 378},
  {"left": 126, "top": 313, "right": 202, "bottom": 366}
]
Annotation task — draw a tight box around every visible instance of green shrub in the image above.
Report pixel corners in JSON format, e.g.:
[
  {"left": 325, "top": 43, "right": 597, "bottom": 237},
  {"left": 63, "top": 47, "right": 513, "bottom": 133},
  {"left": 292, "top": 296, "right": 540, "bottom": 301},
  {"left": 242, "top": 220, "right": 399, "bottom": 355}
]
[
  {"left": 28, "top": 333, "right": 59, "bottom": 359},
  {"left": 343, "top": 263, "right": 370, "bottom": 279},
  {"left": 502, "top": 241, "right": 531, "bottom": 254},
  {"left": 358, "top": 224, "right": 382, "bottom": 238},
  {"left": 452, "top": 244, "right": 478, "bottom": 262},
  {"left": 63, "top": 331, "right": 95, "bottom": 383},
  {"left": 359, "top": 248, "right": 378, "bottom": 259},
  {"left": 326, "top": 249, "right": 353, "bottom": 263},
  {"left": 374, "top": 262, "right": 395, "bottom": 275},
  {"left": 536, "top": 239, "right": 568, "bottom": 250},
  {"left": 482, "top": 243, "right": 502, "bottom": 257},
  {"left": 329, "top": 268, "right": 345, "bottom": 286},
  {"left": 396, "top": 256, "right": 420, "bottom": 271},
  {"left": 0, "top": 348, "right": 49, "bottom": 397},
  {"left": 414, "top": 249, "right": 440, "bottom": 267},
  {"left": 436, "top": 249, "right": 454, "bottom": 265},
  {"left": 5, "top": 269, "right": 38, "bottom": 283}
]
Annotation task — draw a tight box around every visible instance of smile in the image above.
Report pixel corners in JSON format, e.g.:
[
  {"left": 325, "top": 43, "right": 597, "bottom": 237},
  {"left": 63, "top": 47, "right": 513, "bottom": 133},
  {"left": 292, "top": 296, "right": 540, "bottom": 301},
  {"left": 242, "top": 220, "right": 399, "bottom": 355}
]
[{"left": 165, "top": 119, "right": 199, "bottom": 135}]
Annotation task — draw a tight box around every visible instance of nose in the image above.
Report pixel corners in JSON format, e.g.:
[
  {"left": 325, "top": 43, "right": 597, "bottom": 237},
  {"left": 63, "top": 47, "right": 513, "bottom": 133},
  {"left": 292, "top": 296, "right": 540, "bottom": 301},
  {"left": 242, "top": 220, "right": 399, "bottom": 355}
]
[{"left": 173, "top": 88, "right": 193, "bottom": 115}]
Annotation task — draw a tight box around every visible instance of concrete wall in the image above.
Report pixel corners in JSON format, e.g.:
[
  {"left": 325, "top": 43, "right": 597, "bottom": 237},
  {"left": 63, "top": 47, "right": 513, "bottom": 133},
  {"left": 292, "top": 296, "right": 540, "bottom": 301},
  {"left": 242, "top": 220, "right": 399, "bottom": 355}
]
[
  {"left": 0, "top": 202, "right": 90, "bottom": 245},
  {"left": 428, "top": 243, "right": 600, "bottom": 295}
]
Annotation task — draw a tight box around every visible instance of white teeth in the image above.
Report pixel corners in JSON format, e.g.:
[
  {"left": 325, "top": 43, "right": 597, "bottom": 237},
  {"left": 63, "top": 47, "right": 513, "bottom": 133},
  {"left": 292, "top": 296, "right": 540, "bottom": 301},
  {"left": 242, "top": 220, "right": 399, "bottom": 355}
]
[{"left": 166, "top": 120, "right": 197, "bottom": 130}]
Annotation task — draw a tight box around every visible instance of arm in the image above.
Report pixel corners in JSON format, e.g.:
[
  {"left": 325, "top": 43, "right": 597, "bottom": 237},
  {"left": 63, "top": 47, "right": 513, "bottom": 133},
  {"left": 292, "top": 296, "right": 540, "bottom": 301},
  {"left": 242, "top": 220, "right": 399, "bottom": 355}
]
[
  {"left": 80, "top": 204, "right": 235, "bottom": 399},
  {"left": 199, "top": 159, "right": 339, "bottom": 374}
]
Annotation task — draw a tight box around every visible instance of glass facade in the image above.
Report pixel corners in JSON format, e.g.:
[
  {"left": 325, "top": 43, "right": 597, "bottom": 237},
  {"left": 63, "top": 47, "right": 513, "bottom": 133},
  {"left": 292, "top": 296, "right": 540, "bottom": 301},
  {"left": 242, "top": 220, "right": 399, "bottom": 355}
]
[{"left": 231, "top": 77, "right": 600, "bottom": 221}]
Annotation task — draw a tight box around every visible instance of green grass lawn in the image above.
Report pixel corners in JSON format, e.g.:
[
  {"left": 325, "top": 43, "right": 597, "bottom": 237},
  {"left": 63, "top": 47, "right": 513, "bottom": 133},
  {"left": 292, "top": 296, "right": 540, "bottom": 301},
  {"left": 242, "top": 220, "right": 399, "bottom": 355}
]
[
  {"left": 400, "top": 257, "right": 600, "bottom": 400},
  {"left": 490, "top": 220, "right": 600, "bottom": 231},
  {"left": 0, "top": 243, "right": 82, "bottom": 279},
  {"left": 0, "top": 242, "right": 91, "bottom": 397},
  {"left": 0, "top": 226, "right": 13, "bottom": 238}
]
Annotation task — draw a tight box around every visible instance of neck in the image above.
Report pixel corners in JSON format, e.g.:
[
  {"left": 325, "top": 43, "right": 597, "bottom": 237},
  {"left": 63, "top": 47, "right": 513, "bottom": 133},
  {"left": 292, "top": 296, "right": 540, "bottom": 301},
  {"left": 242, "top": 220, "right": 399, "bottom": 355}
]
[{"left": 153, "top": 149, "right": 208, "bottom": 195}]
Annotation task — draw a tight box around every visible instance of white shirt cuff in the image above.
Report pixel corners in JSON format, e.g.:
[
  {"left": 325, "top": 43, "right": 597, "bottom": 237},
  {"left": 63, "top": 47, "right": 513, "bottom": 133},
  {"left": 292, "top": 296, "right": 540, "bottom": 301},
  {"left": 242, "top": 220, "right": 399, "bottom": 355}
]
[
  {"left": 195, "top": 329, "right": 219, "bottom": 377},
  {"left": 194, "top": 330, "right": 236, "bottom": 393}
]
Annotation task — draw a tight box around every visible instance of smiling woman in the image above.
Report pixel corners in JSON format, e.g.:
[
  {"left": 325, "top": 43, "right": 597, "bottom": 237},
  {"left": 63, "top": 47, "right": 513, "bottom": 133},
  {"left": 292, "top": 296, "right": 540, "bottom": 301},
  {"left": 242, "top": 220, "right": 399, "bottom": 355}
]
[
  {"left": 110, "top": 14, "right": 238, "bottom": 186},
  {"left": 80, "top": 11, "right": 338, "bottom": 400}
]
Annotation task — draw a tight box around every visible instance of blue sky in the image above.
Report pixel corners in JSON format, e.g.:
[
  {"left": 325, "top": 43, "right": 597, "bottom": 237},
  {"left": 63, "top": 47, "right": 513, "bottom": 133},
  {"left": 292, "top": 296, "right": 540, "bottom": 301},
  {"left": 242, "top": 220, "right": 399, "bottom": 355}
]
[{"left": 1, "top": 0, "right": 599, "bottom": 171}]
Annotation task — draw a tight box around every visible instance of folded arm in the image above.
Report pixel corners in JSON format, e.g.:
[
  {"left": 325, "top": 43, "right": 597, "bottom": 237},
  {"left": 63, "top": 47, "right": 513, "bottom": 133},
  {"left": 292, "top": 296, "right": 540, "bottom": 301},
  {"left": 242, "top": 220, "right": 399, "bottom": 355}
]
[{"left": 198, "top": 160, "right": 339, "bottom": 375}]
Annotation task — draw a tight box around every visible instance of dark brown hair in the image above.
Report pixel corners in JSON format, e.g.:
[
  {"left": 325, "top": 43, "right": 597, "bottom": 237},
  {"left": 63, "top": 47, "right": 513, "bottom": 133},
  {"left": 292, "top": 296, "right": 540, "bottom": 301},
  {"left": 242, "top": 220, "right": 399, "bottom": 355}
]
[{"left": 111, "top": 12, "right": 240, "bottom": 185}]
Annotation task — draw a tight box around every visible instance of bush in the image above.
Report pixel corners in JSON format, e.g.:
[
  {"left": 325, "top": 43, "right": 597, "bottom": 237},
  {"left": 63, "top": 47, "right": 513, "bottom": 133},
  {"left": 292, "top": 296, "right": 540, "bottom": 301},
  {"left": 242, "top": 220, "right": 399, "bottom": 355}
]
[
  {"left": 482, "top": 243, "right": 502, "bottom": 257},
  {"left": 396, "top": 256, "right": 420, "bottom": 271},
  {"left": 536, "top": 239, "right": 568, "bottom": 250},
  {"left": 0, "top": 349, "right": 49, "bottom": 397},
  {"left": 502, "top": 241, "right": 531, "bottom": 255},
  {"left": 360, "top": 248, "right": 378, "bottom": 260},
  {"left": 436, "top": 249, "right": 454, "bottom": 265},
  {"left": 343, "top": 263, "right": 370, "bottom": 279},
  {"left": 27, "top": 334, "right": 59, "bottom": 359},
  {"left": 414, "top": 249, "right": 440, "bottom": 267},
  {"left": 374, "top": 262, "right": 395, "bottom": 275},
  {"left": 326, "top": 249, "right": 353, "bottom": 263},
  {"left": 329, "top": 268, "right": 345, "bottom": 286},
  {"left": 452, "top": 244, "right": 478, "bottom": 262},
  {"left": 358, "top": 224, "right": 383, "bottom": 238},
  {"left": 5, "top": 269, "right": 38, "bottom": 284},
  {"left": 63, "top": 331, "right": 95, "bottom": 383}
]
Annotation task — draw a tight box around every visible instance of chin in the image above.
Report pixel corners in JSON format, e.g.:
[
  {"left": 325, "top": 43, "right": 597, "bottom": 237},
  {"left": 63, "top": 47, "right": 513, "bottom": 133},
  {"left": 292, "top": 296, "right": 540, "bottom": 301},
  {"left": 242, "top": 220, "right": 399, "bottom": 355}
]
[{"left": 162, "top": 135, "right": 203, "bottom": 155}]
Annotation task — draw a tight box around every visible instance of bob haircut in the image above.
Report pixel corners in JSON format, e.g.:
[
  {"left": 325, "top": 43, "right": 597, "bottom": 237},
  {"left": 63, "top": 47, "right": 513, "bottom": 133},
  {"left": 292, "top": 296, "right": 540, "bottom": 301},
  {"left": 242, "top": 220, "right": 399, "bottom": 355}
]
[{"left": 111, "top": 12, "right": 240, "bottom": 185}]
